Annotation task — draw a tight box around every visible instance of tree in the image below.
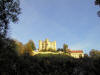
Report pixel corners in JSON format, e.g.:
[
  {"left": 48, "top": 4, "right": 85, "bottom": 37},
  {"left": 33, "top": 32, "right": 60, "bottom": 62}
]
[
  {"left": 89, "top": 49, "right": 100, "bottom": 58},
  {"left": 0, "top": 0, "right": 21, "bottom": 37},
  {"left": 95, "top": 0, "right": 100, "bottom": 17},
  {"left": 24, "top": 40, "right": 36, "bottom": 56},
  {"left": 0, "top": 0, "right": 21, "bottom": 74},
  {"left": 15, "top": 40, "right": 25, "bottom": 55},
  {"left": 63, "top": 44, "right": 68, "bottom": 52},
  {"left": 57, "top": 48, "right": 63, "bottom": 52},
  {"left": 29, "top": 40, "right": 36, "bottom": 50},
  {"left": 84, "top": 53, "right": 89, "bottom": 58},
  {"left": 95, "top": 0, "right": 100, "bottom": 5},
  {"left": 0, "top": 38, "right": 20, "bottom": 74}
]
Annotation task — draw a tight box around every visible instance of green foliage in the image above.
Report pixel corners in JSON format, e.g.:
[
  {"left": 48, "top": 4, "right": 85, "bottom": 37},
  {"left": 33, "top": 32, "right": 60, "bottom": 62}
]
[
  {"left": 40, "top": 48, "right": 56, "bottom": 52},
  {"left": 29, "top": 40, "right": 36, "bottom": 50},
  {"left": 8, "top": 54, "right": 100, "bottom": 75},
  {"left": 48, "top": 48, "right": 56, "bottom": 52},
  {"left": 15, "top": 40, "right": 25, "bottom": 55},
  {"left": 14, "top": 40, "right": 36, "bottom": 56},
  {"left": 34, "top": 53, "right": 70, "bottom": 58},
  {"left": 84, "top": 53, "right": 89, "bottom": 58},
  {"left": 89, "top": 49, "right": 100, "bottom": 58},
  {"left": 1, "top": 43, "right": 100, "bottom": 75},
  {"left": 40, "top": 49, "right": 47, "bottom": 52},
  {"left": 63, "top": 43, "right": 68, "bottom": 53},
  {"left": 57, "top": 48, "right": 63, "bottom": 52},
  {"left": 63, "top": 44, "right": 68, "bottom": 49},
  {"left": 0, "top": 38, "right": 19, "bottom": 74},
  {"left": 0, "top": 0, "right": 21, "bottom": 74},
  {"left": 24, "top": 42, "right": 33, "bottom": 56}
]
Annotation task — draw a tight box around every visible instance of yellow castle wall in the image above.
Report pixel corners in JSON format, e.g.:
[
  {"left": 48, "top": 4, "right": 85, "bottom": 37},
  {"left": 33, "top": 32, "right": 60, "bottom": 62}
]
[
  {"left": 70, "top": 53, "right": 84, "bottom": 58},
  {"left": 39, "top": 39, "right": 56, "bottom": 51}
]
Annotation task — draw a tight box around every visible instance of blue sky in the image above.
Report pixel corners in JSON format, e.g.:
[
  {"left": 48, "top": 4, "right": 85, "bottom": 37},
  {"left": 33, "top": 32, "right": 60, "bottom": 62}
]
[{"left": 10, "top": 0, "right": 100, "bottom": 53}]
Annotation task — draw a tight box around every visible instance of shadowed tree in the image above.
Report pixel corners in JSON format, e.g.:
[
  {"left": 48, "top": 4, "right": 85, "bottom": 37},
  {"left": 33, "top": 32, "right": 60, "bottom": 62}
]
[
  {"left": 0, "top": 0, "right": 21, "bottom": 74},
  {"left": 0, "top": 0, "right": 21, "bottom": 58},
  {"left": 57, "top": 48, "right": 64, "bottom": 52},
  {"left": 95, "top": 0, "right": 100, "bottom": 5},
  {"left": 15, "top": 40, "right": 25, "bottom": 55},
  {"left": 84, "top": 53, "right": 89, "bottom": 58},
  {"left": 0, "top": 0, "right": 21, "bottom": 38},
  {"left": 89, "top": 49, "right": 100, "bottom": 58},
  {"left": 95, "top": 0, "right": 100, "bottom": 17},
  {"left": 0, "top": 0, "right": 21, "bottom": 61}
]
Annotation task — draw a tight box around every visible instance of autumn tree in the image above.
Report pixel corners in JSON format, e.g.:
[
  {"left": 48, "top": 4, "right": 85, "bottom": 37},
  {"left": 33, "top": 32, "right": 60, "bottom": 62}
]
[
  {"left": 24, "top": 40, "right": 36, "bottom": 56},
  {"left": 15, "top": 40, "right": 25, "bottom": 55}
]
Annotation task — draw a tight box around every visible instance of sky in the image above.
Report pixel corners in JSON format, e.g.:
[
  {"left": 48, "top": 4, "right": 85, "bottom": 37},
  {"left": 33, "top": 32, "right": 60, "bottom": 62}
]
[{"left": 10, "top": 0, "right": 100, "bottom": 53}]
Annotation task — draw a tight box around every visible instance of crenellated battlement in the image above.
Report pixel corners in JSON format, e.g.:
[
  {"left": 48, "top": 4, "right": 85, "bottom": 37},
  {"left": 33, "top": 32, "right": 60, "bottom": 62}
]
[{"left": 39, "top": 38, "right": 56, "bottom": 51}]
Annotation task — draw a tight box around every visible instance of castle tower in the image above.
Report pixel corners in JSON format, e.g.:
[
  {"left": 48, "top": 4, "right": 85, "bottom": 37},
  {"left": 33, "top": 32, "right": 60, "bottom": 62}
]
[
  {"left": 54, "top": 41, "right": 56, "bottom": 50},
  {"left": 39, "top": 40, "right": 42, "bottom": 51},
  {"left": 38, "top": 39, "right": 57, "bottom": 51}
]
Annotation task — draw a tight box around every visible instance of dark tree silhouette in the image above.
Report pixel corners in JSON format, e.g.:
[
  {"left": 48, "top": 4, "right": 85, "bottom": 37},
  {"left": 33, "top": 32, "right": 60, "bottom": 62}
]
[
  {"left": 95, "top": 0, "right": 100, "bottom": 17},
  {"left": 0, "top": 0, "right": 21, "bottom": 74},
  {"left": 89, "top": 49, "right": 100, "bottom": 58},
  {"left": 95, "top": 0, "right": 100, "bottom": 5},
  {"left": 0, "top": 0, "right": 21, "bottom": 37}
]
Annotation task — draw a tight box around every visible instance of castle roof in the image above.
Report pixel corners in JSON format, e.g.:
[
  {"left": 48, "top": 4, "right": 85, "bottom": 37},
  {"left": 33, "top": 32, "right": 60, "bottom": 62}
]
[{"left": 69, "top": 50, "right": 83, "bottom": 53}]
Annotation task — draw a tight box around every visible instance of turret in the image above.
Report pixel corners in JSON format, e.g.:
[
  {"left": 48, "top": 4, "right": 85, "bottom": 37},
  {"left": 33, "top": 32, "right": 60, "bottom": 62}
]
[
  {"left": 51, "top": 41, "right": 56, "bottom": 50},
  {"left": 39, "top": 40, "right": 42, "bottom": 51},
  {"left": 38, "top": 39, "right": 57, "bottom": 51}
]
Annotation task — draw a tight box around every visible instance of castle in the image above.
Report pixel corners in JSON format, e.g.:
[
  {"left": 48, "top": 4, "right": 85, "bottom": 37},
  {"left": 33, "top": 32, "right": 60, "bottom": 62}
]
[
  {"left": 38, "top": 38, "right": 84, "bottom": 58},
  {"left": 39, "top": 39, "right": 56, "bottom": 51}
]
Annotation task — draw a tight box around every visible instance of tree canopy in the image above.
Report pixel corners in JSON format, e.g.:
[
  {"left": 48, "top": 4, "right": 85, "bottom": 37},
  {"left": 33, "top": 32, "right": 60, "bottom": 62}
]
[
  {"left": 0, "top": 0, "right": 21, "bottom": 37},
  {"left": 95, "top": 0, "right": 100, "bottom": 17},
  {"left": 0, "top": 0, "right": 21, "bottom": 74},
  {"left": 63, "top": 43, "right": 68, "bottom": 52},
  {"left": 24, "top": 40, "right": 36, "bottom": 56},
  {"left": 89, "top": 49, "right": 100, "bottom": 58},
  {"left": 29, "top": 40, "right": 36, "bottom": 50},
  {"left": 95, "top": 0, "right": 100, "bottom": 5}
]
